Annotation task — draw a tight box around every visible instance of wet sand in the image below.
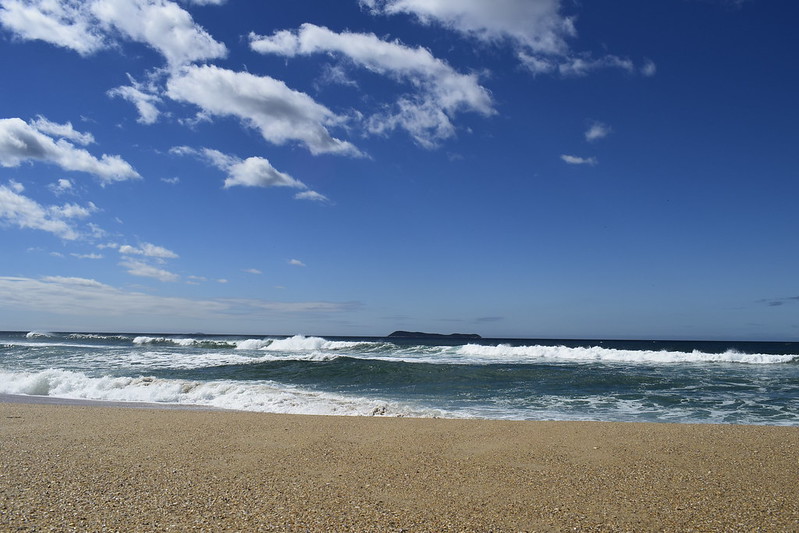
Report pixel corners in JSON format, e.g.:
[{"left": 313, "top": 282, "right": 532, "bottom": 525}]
[{"left": 2, "top": 400, "right": 798, "bottom": 531}]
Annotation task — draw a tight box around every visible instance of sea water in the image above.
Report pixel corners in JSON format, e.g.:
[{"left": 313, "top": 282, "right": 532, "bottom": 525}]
[{"left": 1, "top": 331, "right": 797, "bottom": 425}]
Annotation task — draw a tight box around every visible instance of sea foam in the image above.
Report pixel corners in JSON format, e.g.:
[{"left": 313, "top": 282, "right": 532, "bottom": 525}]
[
  {"left": 452, "top": 344, "right": 797, "bottom": 365},
  {"left": 0, "top": 369, "right": 437, "bottom": 417}
]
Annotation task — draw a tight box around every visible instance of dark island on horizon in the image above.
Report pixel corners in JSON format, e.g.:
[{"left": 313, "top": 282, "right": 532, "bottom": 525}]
[{"left": 387, "top": 331, "right": 482, "bottom": 340}]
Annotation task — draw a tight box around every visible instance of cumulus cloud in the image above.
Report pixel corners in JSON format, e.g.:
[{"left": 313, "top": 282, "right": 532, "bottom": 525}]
[
  {"left": 0, "top": 117, "right": 140, "bottom": 183},
  {"left": 288, "top": 259, "right": 306, "bottom": 267},
  {"left": 250, "top": 23, "right": 494, "bottom": 148},
  {"left": 0, "top": 0, "right": 106, "bottom": 55},
  {"left": 560, "top": 154, "right": 597, "bottom": 166},
  {"left": 0, "top": 0, "right": 226, "bottom": 66},
  {"left": 221, "top": 156, "right": 304, "bottom": 190},
  {"left": 363, "top": 0, "right": 644, "bottom": 78},
  {"left": 361, "top": 0, "right": 574, "bottom": 55},
  {"left": 91, "top": 0, "right": 227, "bottom": 67},
  {"left": 108, "top": 74, "right": 162, "bottom": 124},
  {"left": 0, "top": 183, "right": 98, "bottom": 239},
  {"left": 585, "top": 121, "right": 611, "bottom": 142},
  {"left": 243, "top": 268, "right": 262, "bottom": 275},
  {"left": 166, "top": 65, "right": 361, "bottom": 157},
  {"left": 170, "top": 146, "right": 327, "bottom": 199}
]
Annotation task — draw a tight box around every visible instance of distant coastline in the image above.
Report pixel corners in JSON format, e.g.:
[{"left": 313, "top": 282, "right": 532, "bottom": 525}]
[{"left": 387, "top": 330, "right": 482, "bottom": 340}]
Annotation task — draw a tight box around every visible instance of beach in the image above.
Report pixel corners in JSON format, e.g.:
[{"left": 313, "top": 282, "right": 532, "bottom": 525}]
[{"left": 2, "top": 400, "right": 798, "bottom": 531}]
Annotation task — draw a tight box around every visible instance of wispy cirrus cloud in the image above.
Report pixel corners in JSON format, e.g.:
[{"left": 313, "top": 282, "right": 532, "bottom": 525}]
[
  {"left": 118, "top": 242, "right": 178, "bottom": 259},
  {"left": 119, "top": 259, "right": 180, "bottom": 282},
  {"left": 108, "top": 74, "right": 163, "bottom": 125},
  {"left": 560, "top": 154, "right": 597, "bottom": 166},
  {"left": 0, "top": 276, "right": 362, "bottom": 325},
  {"left": 761, "top": 296, "right": 799, "bottom": 307}
]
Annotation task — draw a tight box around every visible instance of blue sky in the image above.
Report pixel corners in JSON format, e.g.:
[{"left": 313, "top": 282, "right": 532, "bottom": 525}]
[{"left": 0, "top": 0, "right": 797, "bottom": 339}]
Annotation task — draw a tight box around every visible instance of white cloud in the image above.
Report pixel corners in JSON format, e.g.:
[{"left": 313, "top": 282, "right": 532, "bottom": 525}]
[
  {"left": 90, "top": 0, "right": 227, "bottom": 67},
  {"left": 0, "top": 275, "right": 224, "bottom": 317},
  {"left": 120, "top": 258, "right": 180, "bottom": 282},
  {"left": 71, "top": 252, "right": 103, "bottom": 259},
  {"left": 171, "top": 146, "right": 326, "bottom": 199},
  {"left": 250, "top": 23, "right": 494, "bottom": 148},
  {"left": 49, "top": 178, "right": 74, "bottom": 195},
  {"left": 31, "top": 116, "right": 95, "bottom": 145},
  {"left": 641, "top": 59, "right": 657, "bottom": 77},
  {"left": 364, "top": 0, "right": 644, "bottom": 78},
  {"left": 585, "top": 121, "right": 611, "bottom": 142},
  {"left": 0, "top": 0, "right": 226, "bottom": 66},
  {"left": 0, "top": 117, "right": 140, "bottom": 183},
  {"left": 294, "top": 190, "right": 329, "bottom": 202},
  {"left": 288, "top": 259, "right": 306, "bottom": 267},
  {"left": 243, "top": 268, "right": 262, "bottom": 275},
  {"left": 220, "top": 298, "right": 360, "bottom": 314},
  {"left": 0, "top": 275, "right": 359, "bottom": 325},
  {"left": 0, "top": 183, "right": 95, "bottom": 239},
  {"left": 0, "top": 0, "right": 105, "bottom": 55},
  {"left": 560, "top": 154, "right": 597, "bottom": 166},
  {"left": 223, "top": 156, "right": 304, "bottom": 190},
  {"left": 166, "top": 65, "right": 362, "bottom": 156},
  {"left": 49, "top": 201, "right": 98, "bottom": 219},
  {"left": 118, "top": 242, "right": 178, "bottom": 259},
  {"left": 108, "top": 74, "right": 162, "bottom": 124},
  {"left": 553, "top": 54, "right": 634, "bottom": 77},
  {"left": 361, "top": 0, "right": 574, "bottom": 55}
]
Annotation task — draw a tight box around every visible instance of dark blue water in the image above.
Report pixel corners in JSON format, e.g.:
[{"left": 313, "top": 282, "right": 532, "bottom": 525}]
[{"left": 1, "top": 331, "right": 797, "bottom": 424}]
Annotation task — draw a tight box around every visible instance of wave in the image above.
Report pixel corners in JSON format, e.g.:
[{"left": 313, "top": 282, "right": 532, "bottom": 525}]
[
  {"left": 131, "top": 334, "right": 384, "bottom": 353},
  {"left": 451, "top": 344, "right": 798, "bottom": 365},
  {"left": 25, "top": 331, "right": 55, "bottom": 338},
  {"left": 0, "top": 369, "right": 441, "bottom": 417},
  {"left": 67, "top": 333, "right": 132, "bottom": 341},
  {"left": 11, "top": 333, "right": 799, "bottom": 367}
]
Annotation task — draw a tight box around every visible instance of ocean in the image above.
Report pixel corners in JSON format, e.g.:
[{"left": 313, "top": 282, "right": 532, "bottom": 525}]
[{"left": 1, "top": 331, "right": 798, "bottom": 425}]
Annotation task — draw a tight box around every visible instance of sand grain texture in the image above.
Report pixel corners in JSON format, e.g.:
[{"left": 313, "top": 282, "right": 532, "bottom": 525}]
[{"left": 1, "top": 402, "right": 798, "bottom": 531}]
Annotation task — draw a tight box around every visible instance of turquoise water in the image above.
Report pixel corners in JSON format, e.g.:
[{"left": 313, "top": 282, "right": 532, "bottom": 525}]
[{"left": 1, "top": 331, "right": 798, "bottom": 424}]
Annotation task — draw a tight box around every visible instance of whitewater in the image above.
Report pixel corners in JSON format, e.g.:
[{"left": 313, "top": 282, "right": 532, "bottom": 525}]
[{"left": 1, "top": 331, "right": 798, "bottom": 424}]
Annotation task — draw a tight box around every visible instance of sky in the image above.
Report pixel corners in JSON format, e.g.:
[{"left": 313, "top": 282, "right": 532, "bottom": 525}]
[{"left": 0, "top": 0, "right": 797, "bottom": 340}]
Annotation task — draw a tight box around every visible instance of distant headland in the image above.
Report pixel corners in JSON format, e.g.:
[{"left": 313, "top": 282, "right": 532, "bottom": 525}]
[{"left": 387, "top": 331, "right": 482, "bottom": 340}]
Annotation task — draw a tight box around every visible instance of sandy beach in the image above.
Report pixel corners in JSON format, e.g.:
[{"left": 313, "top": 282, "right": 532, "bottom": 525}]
[{"left": 2, "top": 400, "right": 798, "bottom": 531}]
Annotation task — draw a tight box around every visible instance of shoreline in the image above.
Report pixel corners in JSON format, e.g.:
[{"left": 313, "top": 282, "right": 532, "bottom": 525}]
[
  {"left": 2, "top": 400, "right": 798, "bottom": 531},
  {"left": 0, "top": 392, "right": 222, "bottom": 411}
]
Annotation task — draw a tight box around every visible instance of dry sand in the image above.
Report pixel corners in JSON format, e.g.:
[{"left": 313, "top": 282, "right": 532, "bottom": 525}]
[{"left": 1, "top": 401, "right": 798, "bottom": 532}]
